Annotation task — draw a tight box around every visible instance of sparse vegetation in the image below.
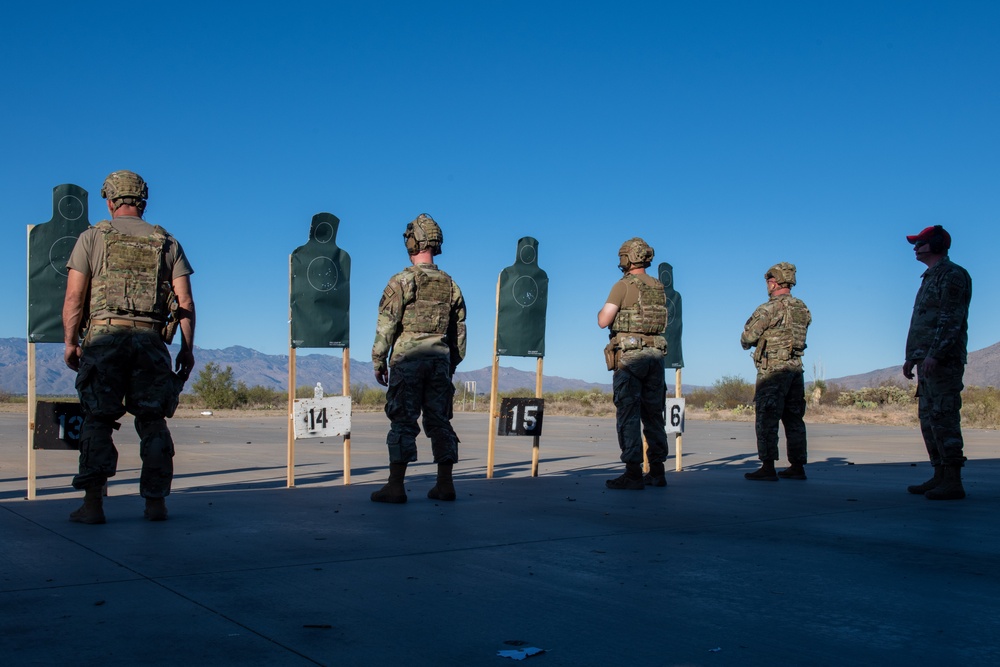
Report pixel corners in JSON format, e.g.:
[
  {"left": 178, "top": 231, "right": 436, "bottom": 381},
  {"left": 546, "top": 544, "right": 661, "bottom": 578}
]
[
  {"left": 961, "top": 386, "right": 1000, "bottom": 429},
  {"left": 25, "top": 365, "right": 991, "bottom": 430},
  {"left": 836, "top": 382, "right": 914, "bottom": 409}
]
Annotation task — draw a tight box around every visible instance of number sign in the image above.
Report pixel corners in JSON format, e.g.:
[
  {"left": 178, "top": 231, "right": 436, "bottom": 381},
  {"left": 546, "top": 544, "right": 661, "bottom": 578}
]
[
  {"left": 497, "top": 398, "right": 544, "bottom": 436},
  {"left": 665, "top": 398, "right": 685, "bottom": 434},
  {"left": 34, "top": 401, "right": 84, "bottom": 450},
  {"left": 293, "top": 396, "right": 351, "bottom": 439}
]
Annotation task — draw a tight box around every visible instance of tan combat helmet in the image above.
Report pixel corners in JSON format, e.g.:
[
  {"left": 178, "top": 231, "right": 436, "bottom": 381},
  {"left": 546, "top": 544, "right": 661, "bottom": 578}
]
[
  {"left": 765, "top": 262, "right": 797, "bottom": 288},
  {"left": 618, "top": 237, "right": 654, "bottom": 272},
  {"left": 403, "top": 213, "right": 443, "bottom": 256},
  {"left": 101, "top": 170, "right": 148, "bottom": 213}
]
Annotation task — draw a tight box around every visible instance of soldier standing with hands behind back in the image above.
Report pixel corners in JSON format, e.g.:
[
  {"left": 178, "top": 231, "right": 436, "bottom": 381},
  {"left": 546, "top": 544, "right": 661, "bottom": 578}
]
[
  {"left": 63, "top": 170, "right": 196, "bottom": 524},
  {"left": 598, "top": 238, "right": 669, "bottom": 490},
  {"left": 741, "top": 262, "right": 811, "bottom": 481},
  {"left": 371, "top": 214, "right": 466, "bottom": 504},
  {"left": 903, "top": 225, "right": 972, "bottom": 500}
]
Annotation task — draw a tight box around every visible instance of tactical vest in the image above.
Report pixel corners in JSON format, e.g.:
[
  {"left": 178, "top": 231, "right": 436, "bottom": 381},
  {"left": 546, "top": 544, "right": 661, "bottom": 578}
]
[
  {"left": 612, "top": 274, "right": 667, "bottom": 335},
  {"left": 90, "top": 221, "right": 171, "bottom": 321},
  {"left": 760, "top": 296, "right": 810, "bottom": 367},
  {"left": 401, "top": 266, "right": 452, "bottom": 335}
]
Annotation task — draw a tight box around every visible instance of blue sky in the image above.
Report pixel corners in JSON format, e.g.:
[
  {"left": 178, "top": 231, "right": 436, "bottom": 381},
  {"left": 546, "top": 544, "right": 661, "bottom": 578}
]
[{"left": 3, "top": 1, "right": 998, "bottom": 387}]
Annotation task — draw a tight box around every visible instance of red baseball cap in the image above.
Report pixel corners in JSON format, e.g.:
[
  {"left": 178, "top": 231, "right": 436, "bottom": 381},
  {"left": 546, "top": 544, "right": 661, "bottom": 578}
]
[{"left": 906, "top": 225, "right": 951, "bottom": 250}]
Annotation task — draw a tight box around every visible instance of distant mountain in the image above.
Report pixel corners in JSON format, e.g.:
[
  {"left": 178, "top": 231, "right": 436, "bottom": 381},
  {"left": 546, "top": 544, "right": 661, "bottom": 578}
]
[
  {"left": 827, "top": 341, "right": 1000, "bottom": 389},
  {"left": 0, "top": 338, "right": 613, "bottom": 396}
]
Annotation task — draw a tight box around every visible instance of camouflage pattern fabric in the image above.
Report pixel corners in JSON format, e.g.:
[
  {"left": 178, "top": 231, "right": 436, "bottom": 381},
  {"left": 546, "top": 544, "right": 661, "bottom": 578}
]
[
  {"left": 612, "top": 349, "right": 668, "bottom": 465},
  {"left": 372, "top": 263, "right": 466, "bottom": 374},
  {"left": 917, "top": 363, "right": 966, "bottom": 466},
  {"left": 741, "top": 294, "right": 811, "bottom": 375},
  {"left": 90, "top": 221, "right": 171, "bottom": 320},
  {"left": 383, "top": 357, "right": 459, "bottom": 464},
  {"left": 611, "top": 273, "right": 667, "bottom": 336},
  {"left": 905, "top": 258, "right": 972, "bottom": 364},
  {"left": 906, "top": 257, "right": 972, "bottom": 467},
  {"left": 753, "top": 370, "right": 807, "bottom": 463},
  {"left": 71, "top": 326, "right": 180, "bottom": 496}
]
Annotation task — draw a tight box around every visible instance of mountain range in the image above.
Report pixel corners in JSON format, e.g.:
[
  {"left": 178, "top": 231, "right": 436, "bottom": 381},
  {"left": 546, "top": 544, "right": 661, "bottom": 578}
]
[
  {"left": 2, "top": 337, "right": 997, "bottom": 396},
  {"left": 0, "top": 338, "right": 613, "bottom": 396}
]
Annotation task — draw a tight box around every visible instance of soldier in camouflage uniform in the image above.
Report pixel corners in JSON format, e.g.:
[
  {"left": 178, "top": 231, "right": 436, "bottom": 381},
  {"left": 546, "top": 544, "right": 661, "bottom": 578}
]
[
  {"left": 370, "top": 214, "right": 466, "bottom": 504},
  {"left": 903, "top": 225, "right": 972, "bottom": 500},
  {"left": 741, "top": 262, "right": 811, "bottom": 481},
  {"left": 598, "top": 238, "right": 669, "bottom": 490},
  {"left": 63, "top": 171, "right": 196, "bottom": 523}
]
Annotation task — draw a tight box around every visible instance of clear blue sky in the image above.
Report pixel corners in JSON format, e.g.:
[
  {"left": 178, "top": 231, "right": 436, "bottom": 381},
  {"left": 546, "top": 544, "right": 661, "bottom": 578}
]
[{"left": 3, "top": 1, "right": 998, "bottom": 387}]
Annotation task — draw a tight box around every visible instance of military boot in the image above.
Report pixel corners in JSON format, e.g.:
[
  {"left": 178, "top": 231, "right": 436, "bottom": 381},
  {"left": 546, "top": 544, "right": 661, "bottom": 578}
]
[
  {"left": 907, "top": 466, "right": 942, "bottom": 495},
  {"left": 427, "top": 462, "right": 457, "bottom": 501},
  {"left": 144, "top": 498, "right": 168, "bottom": 521},
  {"left": 69, "top": 486, "right": 106, "bottom": 525},
  {"left": 643, "top": 461, "right": 667, "bottom": 488},
  {"left": 744, "top": 460, "right": 778, "bottom": 481},
  {"left": 778, "top": 464, "right": 807, "bottom": 480},
  {"left": 371, "top": 462, "right": 408, "bottom": 504},
  {"left": 606, "top": 463, "right": 645, "bottom": 490},
  {"left": 924, "top": 465, "right": 966, "bottom": 500}
]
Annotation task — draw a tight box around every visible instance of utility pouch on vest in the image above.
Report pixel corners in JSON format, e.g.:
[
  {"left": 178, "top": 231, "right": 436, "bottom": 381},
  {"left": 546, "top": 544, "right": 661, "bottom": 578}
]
[
  {"left": 604, "top": 341, "right": 620, "bottom": 371},
  {"left": 161, "top": 292, "right": 180, "bottom": 344},
  {"left": 753, "top": 339, "right": 767, "bottom": 370},
  {"left": 616, "top": 333, "right": 644, "bottom": 352}
]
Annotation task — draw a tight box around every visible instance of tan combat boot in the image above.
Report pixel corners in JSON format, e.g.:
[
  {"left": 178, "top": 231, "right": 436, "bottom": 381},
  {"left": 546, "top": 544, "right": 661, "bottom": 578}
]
[
  {"left": 69, "top": 486, "right": 106, "bottom": 525},
  {"left": 925, "top": 465, "right": 966, "bottom": 500},
  {"left": 371, "top": 462, "right": 408, "bottom": 503},
  {"left": 744, "top": 460, "right": 778, "bottom": 481},
  {"left": 907, "top": 466, "right": 942, "bottom": 494},
  {"left": 144, "top": 498, "right": 168, "bottom": 521},
  {"left": 427, "top": 462, "right": 457, "bottom": 501}
]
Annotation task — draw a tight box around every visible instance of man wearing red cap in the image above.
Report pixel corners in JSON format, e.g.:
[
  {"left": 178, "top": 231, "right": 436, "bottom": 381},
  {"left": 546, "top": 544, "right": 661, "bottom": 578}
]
[{"left": 903, "top": 225, "right": 972, "bottom": 500}]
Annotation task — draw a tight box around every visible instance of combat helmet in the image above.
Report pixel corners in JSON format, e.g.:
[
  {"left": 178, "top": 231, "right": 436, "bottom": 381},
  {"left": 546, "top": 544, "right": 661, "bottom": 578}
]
[
  {"left": 618, "top": 237, "right": 654, "bottom": 272},
  {"left": 101, "top": 170, "right": 148, "bottom": 213},
  {"left": 403, "top": 213, "right": 443, "bottom": 256},
  {"left": 765, "top": 262, "right": 797, "bottom": 288}
]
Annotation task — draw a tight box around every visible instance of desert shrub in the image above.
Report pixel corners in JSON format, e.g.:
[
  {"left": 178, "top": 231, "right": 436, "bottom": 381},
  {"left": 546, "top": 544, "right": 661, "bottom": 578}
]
[
  {"left": 962, "top": 386, "right": 1000, "bottom": 429},
  {"left": 818, "top": 382, "right": 847, "bottom": 406},
  {"left": 352, "top": 383, "right": 387, "bottom": 408},
  {"left": 837, "top": 382, "right": 913, "bottom": 408},
  {"left": 236, "top": 383, "right": 285, "bottom": 409},
  {"left": 191, "top": 362, "right": 240, "bottom": 409},
  {"left": 713, "top": 375, "right": 755, "bottom": 409},
  {"left": 685, "top": 387, "right": 714, "bottom": 408}
]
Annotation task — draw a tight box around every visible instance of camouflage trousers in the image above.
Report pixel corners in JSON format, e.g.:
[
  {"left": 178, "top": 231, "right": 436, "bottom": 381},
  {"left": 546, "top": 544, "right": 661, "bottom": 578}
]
[
  {"left": 612, "top": 349, "right": 668, "bottom": 466},
  {"left": 72, "top": 327, "right": 180, "bottom": 497},
  {"left": 917, "top": 362, "right": 966, "bottom": 467},
  {"left": 384, "top": 356, "right": 459, "bottom": 464},
  {"left": 754, "top": 370, "right": 807, "bottom": 464}
]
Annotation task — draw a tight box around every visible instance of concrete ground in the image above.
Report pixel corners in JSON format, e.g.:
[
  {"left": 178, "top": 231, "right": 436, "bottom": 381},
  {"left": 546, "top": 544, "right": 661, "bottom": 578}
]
[{"left": 1, "top": 411, "right": 998, "bottom": 666}]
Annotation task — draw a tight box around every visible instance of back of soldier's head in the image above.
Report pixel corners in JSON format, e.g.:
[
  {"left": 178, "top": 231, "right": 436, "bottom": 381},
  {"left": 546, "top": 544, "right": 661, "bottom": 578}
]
[
  {"left": 765, "top": 262, "right": 796, "bottom": 288},
  {"left": 403, "top": 213, "right": 443, "bottom": 256},
  {"left": 101, "top": 170, "right": 148, "bottom": 215},
  {"left": 618, "top": 237, "right": 654, "bottom": 272}
]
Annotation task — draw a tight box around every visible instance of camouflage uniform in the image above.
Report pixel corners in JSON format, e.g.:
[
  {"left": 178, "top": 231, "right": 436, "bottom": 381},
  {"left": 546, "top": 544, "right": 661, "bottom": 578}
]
[
  {"left": 67, "top": 216, "right": 192, "bottom": 497},
  {"left": 607, "top": 273, "right": 669, "bottom": 466},
  {"left": 906, "top": 257, "right": 972, "bottom": 467},
  {"left": 372, "top": 263, "right": 466, "bottom": 464},
  {"left": 741, "top": 293, "right": 812, "bottom": 464}
]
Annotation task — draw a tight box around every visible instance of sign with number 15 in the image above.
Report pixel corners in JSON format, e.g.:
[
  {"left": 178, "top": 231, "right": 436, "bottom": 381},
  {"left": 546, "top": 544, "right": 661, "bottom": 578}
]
[{"left": 497, "top": 398, "right": 544, "bottom": 436}]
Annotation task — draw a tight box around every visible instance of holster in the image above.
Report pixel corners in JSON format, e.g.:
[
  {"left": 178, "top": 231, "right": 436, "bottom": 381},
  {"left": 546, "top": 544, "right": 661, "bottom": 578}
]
[{"left": 603, "top": 341, "right": 620, "bottom": 371}]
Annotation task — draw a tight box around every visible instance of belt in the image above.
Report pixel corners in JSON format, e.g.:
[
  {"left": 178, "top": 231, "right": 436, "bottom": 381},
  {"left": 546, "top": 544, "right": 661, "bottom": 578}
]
[{"left": 96, "top": 318, "right": 160, "bottom": 330}]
